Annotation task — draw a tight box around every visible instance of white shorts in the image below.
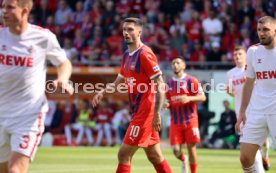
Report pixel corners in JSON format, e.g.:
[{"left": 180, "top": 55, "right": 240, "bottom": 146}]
[
  {"left": 240, "top": 113, "right": 276, "bottom": 147},
  {"left": 0, "top": 112, "right": 45, "bottom": 162}
]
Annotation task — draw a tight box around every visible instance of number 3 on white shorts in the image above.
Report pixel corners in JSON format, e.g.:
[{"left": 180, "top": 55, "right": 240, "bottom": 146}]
[
  {"left": 19, "top": 135, "right": 30, "bottom": 150},
  {"left": 130, "top": 125, "right": 140, "bottom": 138}
]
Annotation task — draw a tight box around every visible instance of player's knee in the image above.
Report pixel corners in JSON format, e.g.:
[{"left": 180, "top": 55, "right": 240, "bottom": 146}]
[
  {"left": 117, "top": 150, "right": 131, "bottom": 163},
  {"left": 173, "top": 149, "right": 181, "bottom": 158},
  {"left": 8, "top": 166, "right": 21, "bottom": 173},
  {"left": 240, "top": 154, "right": 254, "bottom": 167},
  {"left": 147, "top": 153, "right": 163, "bottom": 165}
]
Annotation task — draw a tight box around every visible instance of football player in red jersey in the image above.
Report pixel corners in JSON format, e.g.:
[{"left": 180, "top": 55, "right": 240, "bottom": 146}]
[
  {"left": 92, "top": 17, "right": 172, "bottom": 173},
  {"left": 164, "top": 56, "right": 206, "bottom": 173}
]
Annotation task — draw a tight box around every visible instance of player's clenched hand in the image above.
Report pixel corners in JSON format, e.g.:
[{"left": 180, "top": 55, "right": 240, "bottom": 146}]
[
  {"left": 235, "top": 111, "right": 246, "bottom": 132},
  {"left": 53, "top": 80, "right": 74, "bottom": 95},
  {"left": 180, "top": 95, "right": 190, "bottom": 104},
  {"left": 152, "top": 113, "right": 162, "bottom": 131},
  {"left": 91, "top": 92, "right": 103, "bottom": 107}
]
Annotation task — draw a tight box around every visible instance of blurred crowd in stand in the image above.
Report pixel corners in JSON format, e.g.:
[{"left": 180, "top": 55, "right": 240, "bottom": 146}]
[{"left": 0, "top": 0, "right": 274, "bottom": 67}]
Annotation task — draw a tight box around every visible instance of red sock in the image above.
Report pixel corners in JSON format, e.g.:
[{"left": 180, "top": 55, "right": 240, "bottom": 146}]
[
  {"left": 116, "top": 163, "right": 131, "bottom": 173},
  {"left": 177, "top": 154, "right": 185, "bottom": 162},
  {"left": 190, "top": 163, "right": 197, "bottom": 173},
  {"left": 154, "top": 160, "right": 172, "bottom": 173}
]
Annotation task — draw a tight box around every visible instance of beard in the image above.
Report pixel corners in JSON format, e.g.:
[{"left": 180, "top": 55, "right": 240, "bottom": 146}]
[
  {"left": 125, "top": 41, "right": 133, "bottom": 45},
  {"left": 173, "top": 70, "right": 180, "bottom": 75},
  {"left": 124, "top": 36, "right": 136, "bottom": 45},
  {"left": 260, "top": 37, "right": 273, "bottom": 46}
]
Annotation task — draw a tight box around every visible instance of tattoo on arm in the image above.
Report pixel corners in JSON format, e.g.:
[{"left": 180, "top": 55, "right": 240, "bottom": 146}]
[{"left": 153, "top": 75, "right": 165, "bottom": 114}]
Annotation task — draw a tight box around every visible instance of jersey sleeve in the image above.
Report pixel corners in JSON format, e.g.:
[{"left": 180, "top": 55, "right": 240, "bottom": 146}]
[
  {"left": 46, "top": 32, "right": 67, "bottom": 66},
  {"left": 245, "top": 48, "right": 255, "bottom": 78},
  {"left": 140, "top": 51, "right": 162, "bottom": 80},
  {"left": 190, "top": 77, "right": 203, "bottom": 96}
]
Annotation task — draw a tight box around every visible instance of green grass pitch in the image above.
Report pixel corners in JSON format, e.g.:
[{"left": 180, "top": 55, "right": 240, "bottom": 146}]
[{"left": 29, "top": 147, "right": 276, "bottom": 173}]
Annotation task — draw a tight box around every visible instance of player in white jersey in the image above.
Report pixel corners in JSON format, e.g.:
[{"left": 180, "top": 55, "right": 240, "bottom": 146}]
[
  {"left": 0, "top": 0, "right": 74, "bottom": 173},
  {"left": 235, "top": 16, "right": 276, "bottom": 173},
  {"left": 227, "top": 46, "right": 264, "bottom": 173},
  {"left": 226, "top": 46, "right": 247, "bottom": 115}
]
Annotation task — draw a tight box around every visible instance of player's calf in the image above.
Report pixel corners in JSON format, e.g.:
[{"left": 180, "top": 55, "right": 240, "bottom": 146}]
[
  {"left": 173, "top": 148, "right": 188, "bottom": 173},
  {"left": 153, "top": 160, "right": 172, "bottom": 173},
  {"left": 173, "top": 147, "right": 186, "bottom": 161},
  {"left": 117, "top": 143, "right": 138, "bottom": 164},
  {"left": 261, "top": 139, "right": 270, "bottom": 171}
]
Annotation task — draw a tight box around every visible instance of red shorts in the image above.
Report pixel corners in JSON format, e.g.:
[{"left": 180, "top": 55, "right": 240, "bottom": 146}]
[
  {"left": 123, "top": 115, "right": 160, "bottom": 148},
  {"left": 170, "top": 120, "right": 200, "bottom": 145}
]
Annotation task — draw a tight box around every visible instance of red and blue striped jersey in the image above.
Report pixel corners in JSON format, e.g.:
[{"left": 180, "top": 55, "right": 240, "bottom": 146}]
[
  {"left": 166, "top": 74, "right": 200, "bottom": 125},
  {"left": 119, "top": 45, "right": 162, "bottom": 119}
]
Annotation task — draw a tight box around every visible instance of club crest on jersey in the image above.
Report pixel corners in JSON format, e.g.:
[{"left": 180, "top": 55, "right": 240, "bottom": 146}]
[
  {"left": 1, "top": 45, "right": 6, "bottom": 51},
  {"left": 257, "top": 59, "right": 262, "bottom": 64}
]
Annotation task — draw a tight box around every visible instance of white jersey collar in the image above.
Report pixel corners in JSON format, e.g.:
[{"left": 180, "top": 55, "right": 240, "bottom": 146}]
[
  {"left": 236, "top": 65, "right": 246, "bottom": 70},
  {"left": 172, "top": 73, "right": 187, "bottom": 81},
  {"left": 129, "top": 43, "right": 144, "bottom": 56}
]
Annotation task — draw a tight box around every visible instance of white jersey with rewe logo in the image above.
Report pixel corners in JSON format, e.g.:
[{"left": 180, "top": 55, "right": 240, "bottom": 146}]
[
  {"left": 0, "top": 24, "right": 67, "bottom": 118},
  {"left": 245, "top": 44, "right": 276, "bottom": 115},
  {"left": 227, "top": 66, "right": 246, "bottom": 116}
]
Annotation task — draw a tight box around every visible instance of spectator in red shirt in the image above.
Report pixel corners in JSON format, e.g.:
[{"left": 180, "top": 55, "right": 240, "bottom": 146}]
[{"left": 95, "top": 102, "right": 113, "bottom": 146}]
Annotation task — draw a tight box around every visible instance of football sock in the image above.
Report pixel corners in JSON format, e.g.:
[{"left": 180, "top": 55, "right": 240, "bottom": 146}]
[
  {"left": 115, "top": 163, "right": 131, "bottom": 173},
  {"left": 177, "top": 153, "right": 185, "bottom": 162},
  {"left": 261, "top": 143, "right": 269, "bottom": 159},
  {"left": 190, "top": 163, "right": 197, "bottom": 173},
  {"left": 243, "top": 164, "right": 257, "bottom": 173},
  {"left": 154, "top": 160, "right": 172, "bottom": 173}
]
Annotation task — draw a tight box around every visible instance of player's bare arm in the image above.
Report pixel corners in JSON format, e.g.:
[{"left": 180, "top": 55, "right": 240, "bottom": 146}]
[
  {"left": 180, "top": 83, "right": 206, "bottom": 104},
  {"left": 152, "top": 75, "right": 165, "bottom": 131},
  {"left": 225, "top": 85, "right": 235, "bottom": 97},
  {"left": 180, "top": 92, "right": 206, "bottom": 104},
  {"left": 235, "top": 77, "right": 255, "bottom": 132},
  {"left": 91, "top": 75, "right": 125, "bottom": 107},
  {"left": 53, "top": 59, "right": 74, "bottom": 95}
]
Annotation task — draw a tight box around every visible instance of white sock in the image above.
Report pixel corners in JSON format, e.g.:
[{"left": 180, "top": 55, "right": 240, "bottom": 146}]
[
  {"left": 243, "top": 164, "right": 257, "bottom": 173},
  {"left": 255, "top": 150, "right": 265, "bottom": 173},
  {"left": 261, "top": 142, "right": 269, "bottom": 159}
]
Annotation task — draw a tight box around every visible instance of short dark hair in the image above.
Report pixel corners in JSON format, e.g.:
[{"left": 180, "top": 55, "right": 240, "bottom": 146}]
[
  {"left": 223, "top": 100, "right": 230, "bottom": 104},
  {"left": 172, "top": 56, "right": 185, "bottom": 63},
  {"left": 258, "top": 16, "right": 276, "bottom": 25},
  {"left": 123, "top": 17, "right": 143, "bottom": 27},
  {"left": 234, "top": 45, "right": 246, "bottom": 52}
]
